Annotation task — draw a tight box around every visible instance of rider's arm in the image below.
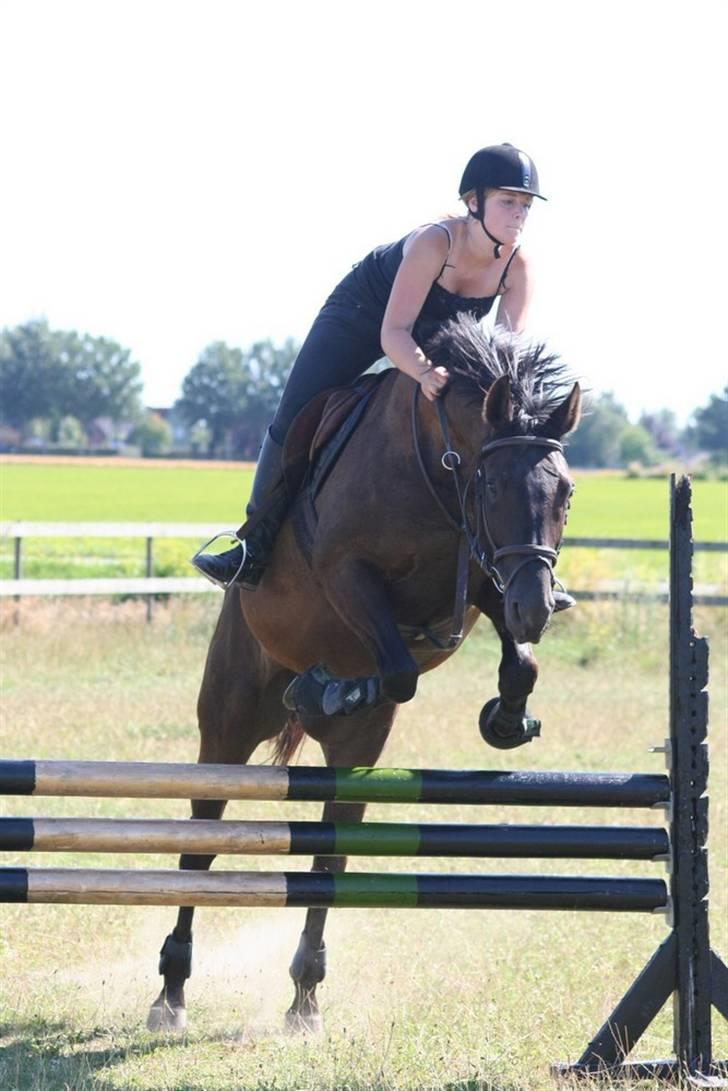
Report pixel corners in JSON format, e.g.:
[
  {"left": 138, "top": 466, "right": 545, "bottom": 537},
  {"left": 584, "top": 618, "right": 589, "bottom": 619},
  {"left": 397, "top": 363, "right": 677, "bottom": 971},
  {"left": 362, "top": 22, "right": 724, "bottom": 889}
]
[
  {"left": 381, "top": 228, "right": 451, "bottom": 402},
  {"left": 494, "top": 251, "right": 534, "bottom": 333}
]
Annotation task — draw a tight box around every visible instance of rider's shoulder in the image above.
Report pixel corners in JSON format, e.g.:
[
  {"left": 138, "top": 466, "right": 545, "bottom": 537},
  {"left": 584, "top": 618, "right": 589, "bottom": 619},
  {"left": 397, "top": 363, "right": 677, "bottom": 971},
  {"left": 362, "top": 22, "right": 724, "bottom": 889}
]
[
  {"left": 505, "top": 247, "right": 533, "bottom": 280},
  {"left": 402, "top": 220, "right": 459, "bottom": 262}
]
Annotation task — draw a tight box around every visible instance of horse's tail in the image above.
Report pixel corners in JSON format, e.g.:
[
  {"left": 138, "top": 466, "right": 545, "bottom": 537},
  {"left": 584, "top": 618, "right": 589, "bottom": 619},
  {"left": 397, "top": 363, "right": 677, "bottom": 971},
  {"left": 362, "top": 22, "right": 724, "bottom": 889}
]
[{"left": 271, "top": 714, "right": 305, "bottom": 766}]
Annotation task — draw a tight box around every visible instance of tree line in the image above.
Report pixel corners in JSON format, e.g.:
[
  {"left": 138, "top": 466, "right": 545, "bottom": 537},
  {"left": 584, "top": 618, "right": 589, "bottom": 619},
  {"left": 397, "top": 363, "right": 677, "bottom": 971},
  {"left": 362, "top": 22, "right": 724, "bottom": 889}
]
[{"left": 0, "top": 318, "right": 725, "bottom": 467}]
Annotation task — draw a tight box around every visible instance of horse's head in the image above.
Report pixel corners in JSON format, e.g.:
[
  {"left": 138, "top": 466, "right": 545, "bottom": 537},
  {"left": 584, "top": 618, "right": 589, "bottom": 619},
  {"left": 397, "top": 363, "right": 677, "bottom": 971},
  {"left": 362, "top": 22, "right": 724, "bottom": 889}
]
[
  {"left": 479, "top": 372, "right": 580, "bottom": 643},
  {"left": 427, "top": 320, "right": 582, "bottom": 645}
]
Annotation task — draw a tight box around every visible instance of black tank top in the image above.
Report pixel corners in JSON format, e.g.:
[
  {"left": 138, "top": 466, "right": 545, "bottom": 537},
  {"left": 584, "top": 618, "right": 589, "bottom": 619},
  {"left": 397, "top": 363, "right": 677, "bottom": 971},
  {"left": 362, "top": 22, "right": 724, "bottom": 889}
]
[{"left": 328, "top": 224, "right": 518, "bottom": 342}]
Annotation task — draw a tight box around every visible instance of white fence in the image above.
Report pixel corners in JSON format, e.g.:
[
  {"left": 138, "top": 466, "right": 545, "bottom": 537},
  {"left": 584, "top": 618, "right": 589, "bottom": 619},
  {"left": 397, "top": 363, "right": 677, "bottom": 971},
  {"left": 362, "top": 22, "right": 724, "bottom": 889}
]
[{"left": 1, "top": 522, "right": 726, "bottom": 607}]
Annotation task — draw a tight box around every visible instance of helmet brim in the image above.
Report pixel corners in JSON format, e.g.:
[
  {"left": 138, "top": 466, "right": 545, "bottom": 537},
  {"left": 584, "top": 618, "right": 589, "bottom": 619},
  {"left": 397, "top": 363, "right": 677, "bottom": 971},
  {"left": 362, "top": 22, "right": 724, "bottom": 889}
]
[{"left": 496, "top": 186, "right": 548, "bottom": 201}]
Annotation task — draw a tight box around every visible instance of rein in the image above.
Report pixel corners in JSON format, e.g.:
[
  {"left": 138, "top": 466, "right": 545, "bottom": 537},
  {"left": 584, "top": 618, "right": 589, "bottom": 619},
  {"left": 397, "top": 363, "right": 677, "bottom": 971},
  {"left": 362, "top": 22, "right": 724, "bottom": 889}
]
[{"left": 410, "top": 384, "right": 564, "bottom": 648}]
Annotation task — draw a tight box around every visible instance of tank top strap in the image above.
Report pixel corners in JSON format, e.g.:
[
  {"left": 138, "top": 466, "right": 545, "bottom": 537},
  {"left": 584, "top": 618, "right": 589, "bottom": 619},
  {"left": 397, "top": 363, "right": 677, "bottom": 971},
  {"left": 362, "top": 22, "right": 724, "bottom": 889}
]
[
  {"left": 496, "top": 246, "right": 520, "bottom": 294},
  {"left": 422, "top": 222, "right": 454, "bottom": 280}
]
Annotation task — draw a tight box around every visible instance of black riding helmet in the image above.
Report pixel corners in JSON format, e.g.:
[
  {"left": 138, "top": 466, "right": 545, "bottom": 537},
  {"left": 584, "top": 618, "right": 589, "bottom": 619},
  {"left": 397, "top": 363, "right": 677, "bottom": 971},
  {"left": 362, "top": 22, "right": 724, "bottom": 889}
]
[{"left": 459, "top": 144, "right": 546, "bottom": 257}]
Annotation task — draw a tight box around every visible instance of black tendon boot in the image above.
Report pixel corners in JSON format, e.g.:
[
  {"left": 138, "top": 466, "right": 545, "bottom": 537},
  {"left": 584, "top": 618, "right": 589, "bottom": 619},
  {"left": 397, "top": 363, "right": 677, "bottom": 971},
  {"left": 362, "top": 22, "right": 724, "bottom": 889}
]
[{"left": 192, "top": 429, "right": 288, "bottom": 590}]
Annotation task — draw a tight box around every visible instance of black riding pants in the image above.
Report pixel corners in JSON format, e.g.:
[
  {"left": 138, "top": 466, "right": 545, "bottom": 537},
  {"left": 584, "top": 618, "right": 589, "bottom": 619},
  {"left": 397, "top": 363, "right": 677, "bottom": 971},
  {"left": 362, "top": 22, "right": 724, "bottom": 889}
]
[{"left": 270, "top": 295, "right": 386, "bottom": 445}]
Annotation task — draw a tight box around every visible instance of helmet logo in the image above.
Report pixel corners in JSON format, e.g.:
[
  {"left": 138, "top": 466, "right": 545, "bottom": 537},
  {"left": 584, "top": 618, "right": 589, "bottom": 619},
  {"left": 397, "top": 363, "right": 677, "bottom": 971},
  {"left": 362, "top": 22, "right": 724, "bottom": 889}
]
[{"left": 517, "top": 150, "right": 532, "bottom": 186}]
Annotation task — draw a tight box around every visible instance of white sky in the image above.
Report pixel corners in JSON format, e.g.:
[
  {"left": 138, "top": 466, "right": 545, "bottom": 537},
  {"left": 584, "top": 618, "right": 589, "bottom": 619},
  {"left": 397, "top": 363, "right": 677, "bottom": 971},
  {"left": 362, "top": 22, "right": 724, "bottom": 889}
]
[{"left": 1, "top": 0, "right": 725, "bottom": 423}]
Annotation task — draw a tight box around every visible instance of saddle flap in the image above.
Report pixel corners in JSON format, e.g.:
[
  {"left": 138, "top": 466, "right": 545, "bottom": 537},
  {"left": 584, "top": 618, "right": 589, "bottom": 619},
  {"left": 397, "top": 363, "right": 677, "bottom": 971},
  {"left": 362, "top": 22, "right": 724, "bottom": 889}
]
[{"left": 282, "top": 371, "right": 391, "bottom": 500}]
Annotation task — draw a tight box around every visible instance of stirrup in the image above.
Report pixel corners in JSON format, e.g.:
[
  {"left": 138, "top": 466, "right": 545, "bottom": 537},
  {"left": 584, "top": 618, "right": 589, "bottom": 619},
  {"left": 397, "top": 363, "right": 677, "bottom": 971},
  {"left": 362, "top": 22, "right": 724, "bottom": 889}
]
[{"left": 191, "top": 531, "right": 248, "bottom": 590}]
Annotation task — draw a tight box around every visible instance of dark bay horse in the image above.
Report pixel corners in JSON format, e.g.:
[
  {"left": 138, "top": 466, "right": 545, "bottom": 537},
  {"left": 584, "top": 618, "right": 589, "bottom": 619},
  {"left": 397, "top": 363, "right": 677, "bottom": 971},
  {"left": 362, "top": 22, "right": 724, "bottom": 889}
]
[{"left": 148, "top": 318, "right": 581, "bottom": 1032}]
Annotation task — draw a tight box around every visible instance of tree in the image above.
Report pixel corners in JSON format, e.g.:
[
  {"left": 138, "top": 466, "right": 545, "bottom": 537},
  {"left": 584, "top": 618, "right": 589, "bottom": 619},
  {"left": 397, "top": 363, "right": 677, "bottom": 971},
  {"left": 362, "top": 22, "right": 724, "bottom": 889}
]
[
  {"left": 57, "top": 330, "right": 143, "bottom": 427},
  {"left": 689, "top": 386, "right": 728, "bottom": 459},
  {"left": 0, "top": 320, "right": 65, "bottom": 430},
  {"left": 175, "top": 342, "right": 247, "bottom": 455},
  {"left": 234, "top": 338, "right": 298, "bottom": 456},
  {"left": 128, "top": 412, "right": 172, "bottom": 457},
  {"left": 175, "top": 338, "right": 299, "bottom": 457},
  {"left": 56, "top": 415, "right": 85, "bottom": 447},
  {"left": 564, "top": 391, "right": 631, "bottom": 467},
  {"left": 619, "top": 424, "right": 658, "bottom": 466},
  {"left": 638, "top": 409, "right": 680, "bottom": 455},
  {"left": 0, "top": 320, "right": 143, "bottom": 433}
]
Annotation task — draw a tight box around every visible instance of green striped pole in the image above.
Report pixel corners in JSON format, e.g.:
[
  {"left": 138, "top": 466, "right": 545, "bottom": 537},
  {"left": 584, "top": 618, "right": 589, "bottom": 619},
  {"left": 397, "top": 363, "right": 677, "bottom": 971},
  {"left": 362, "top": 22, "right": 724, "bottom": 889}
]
[
  {"left": 0, "top": 817, "right": 669, "bottom": 860},
  {"left": 0, "top": 868, "right": 669, "bottom": 911},
  {"left": 0, "top": 761, "right": 671, "bottom": 807}
]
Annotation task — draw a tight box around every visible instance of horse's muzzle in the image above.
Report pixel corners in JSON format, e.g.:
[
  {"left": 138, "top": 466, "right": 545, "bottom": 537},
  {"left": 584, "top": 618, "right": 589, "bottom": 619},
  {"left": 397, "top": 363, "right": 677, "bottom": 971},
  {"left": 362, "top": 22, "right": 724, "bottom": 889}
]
[{"left": 503, "top": 563, "right": 554, "bottom": 644}]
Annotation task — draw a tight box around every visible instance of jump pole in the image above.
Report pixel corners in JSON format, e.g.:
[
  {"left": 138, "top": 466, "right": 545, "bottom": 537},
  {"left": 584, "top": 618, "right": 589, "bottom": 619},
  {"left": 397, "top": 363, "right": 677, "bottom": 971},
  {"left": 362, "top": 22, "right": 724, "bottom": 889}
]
[{"left": 0, "top": 817, "right": 669, "bottom": 860}]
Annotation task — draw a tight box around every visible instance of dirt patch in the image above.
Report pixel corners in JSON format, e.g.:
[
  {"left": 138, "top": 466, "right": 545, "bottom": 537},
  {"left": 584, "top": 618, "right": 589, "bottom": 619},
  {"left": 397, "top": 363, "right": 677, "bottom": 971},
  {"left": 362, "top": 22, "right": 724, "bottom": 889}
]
[{"left": 0, "top": 454, "right": 255, "bottom": 470}]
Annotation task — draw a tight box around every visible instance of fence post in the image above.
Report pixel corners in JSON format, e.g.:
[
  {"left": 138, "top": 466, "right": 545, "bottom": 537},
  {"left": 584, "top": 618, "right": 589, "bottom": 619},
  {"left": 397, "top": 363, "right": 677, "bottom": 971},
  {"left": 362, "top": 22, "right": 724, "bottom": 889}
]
[
  {"left": 13, "top": 536, "right": 22, "bottom": 626},
  {"left": 145, "top": 537, "right": 153, "bottom": 623}
]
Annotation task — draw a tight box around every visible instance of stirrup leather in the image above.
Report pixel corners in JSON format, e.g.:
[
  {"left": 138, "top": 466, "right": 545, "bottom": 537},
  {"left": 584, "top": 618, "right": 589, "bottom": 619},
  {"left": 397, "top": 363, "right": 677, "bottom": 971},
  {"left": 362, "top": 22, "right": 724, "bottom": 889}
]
[{"left": 190, "top": 531, "right": 248, "bottom": 590}]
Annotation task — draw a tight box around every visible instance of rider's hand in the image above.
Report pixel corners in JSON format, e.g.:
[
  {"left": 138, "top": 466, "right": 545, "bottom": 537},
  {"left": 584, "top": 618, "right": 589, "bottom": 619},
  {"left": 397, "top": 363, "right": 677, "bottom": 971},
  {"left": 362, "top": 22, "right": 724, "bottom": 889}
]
[{"left": 419, "top": 364, "right": 450, "bottom": 402}]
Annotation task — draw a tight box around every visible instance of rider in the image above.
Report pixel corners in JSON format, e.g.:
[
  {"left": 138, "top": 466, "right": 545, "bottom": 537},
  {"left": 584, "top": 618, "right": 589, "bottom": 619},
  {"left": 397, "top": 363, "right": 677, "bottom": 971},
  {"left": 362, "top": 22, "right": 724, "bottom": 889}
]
[{"left": 193, "top": 144, "right": 562, "bottom": 598}]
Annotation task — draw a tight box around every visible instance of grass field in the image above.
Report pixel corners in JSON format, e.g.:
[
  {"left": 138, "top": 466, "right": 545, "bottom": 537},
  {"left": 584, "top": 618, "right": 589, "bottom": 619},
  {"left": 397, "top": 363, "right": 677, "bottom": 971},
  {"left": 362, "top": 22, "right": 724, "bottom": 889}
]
[
  {"left": 2, "top": 460, "right": 727, "bottom": 536},
  {"left": 1, "top": 460, "right": 727, "bottom": 591},
  {"left": 0, "top": 598, "right": 726, "bottom": 1089}
]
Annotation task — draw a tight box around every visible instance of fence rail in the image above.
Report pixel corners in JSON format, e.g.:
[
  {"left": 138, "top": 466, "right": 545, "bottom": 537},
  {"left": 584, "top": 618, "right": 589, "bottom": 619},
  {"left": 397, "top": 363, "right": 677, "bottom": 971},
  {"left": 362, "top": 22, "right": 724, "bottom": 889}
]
[{"left": 1, "top": 522, "right": 726, "bottom": 606}]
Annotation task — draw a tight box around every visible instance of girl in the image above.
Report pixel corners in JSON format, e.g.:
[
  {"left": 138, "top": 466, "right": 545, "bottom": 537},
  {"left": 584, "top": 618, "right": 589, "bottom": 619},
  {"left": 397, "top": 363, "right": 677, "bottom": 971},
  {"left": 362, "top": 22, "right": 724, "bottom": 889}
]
[{"left": 193, "top": 143, "right": 546, "bottom": 590}]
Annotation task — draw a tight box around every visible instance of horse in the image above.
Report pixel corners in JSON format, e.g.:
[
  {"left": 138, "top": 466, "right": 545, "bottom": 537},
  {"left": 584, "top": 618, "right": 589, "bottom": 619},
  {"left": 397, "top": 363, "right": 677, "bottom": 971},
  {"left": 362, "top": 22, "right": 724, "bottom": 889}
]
[{"left": 147, "top": 317, "right": 581, "bottom": 1033}]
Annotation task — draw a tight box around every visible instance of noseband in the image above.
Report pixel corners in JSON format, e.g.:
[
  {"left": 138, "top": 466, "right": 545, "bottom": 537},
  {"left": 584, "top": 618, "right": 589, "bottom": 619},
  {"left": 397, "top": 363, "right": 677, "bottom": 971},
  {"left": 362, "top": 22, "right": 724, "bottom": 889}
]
[{"left": 411, "top": 386, "right": 565, "bottom": 596}]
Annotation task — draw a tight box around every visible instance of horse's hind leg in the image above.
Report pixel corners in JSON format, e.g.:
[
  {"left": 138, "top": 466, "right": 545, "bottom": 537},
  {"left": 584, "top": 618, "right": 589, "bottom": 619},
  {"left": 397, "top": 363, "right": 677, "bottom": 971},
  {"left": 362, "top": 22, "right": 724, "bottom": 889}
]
[
  {"left": 286, "top": 700, "right": 397, "bottom": 1033},
  {"left": 148, "top": 594, "right": 292, "bottom": 1031},
  {"left": 146, "top": 793, "right": 230, "bottom": 1031}
]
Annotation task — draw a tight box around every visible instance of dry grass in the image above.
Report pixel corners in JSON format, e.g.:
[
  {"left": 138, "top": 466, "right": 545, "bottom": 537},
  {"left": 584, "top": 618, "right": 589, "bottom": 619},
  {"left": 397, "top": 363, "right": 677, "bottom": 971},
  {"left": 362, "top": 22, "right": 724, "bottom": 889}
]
[{"left": 0, "top": 598, "right": 726, "bottom": 1090}]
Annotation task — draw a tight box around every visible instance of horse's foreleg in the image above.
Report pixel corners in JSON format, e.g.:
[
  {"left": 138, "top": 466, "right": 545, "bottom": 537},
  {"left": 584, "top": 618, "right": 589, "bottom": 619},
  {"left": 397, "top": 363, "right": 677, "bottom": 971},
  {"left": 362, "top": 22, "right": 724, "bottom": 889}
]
[
  {"left": 476, "top": 586, "right": 540, "bottom": 749},
  {"left": 286, "top": 702, "right": 395, "bottom": 1033}
]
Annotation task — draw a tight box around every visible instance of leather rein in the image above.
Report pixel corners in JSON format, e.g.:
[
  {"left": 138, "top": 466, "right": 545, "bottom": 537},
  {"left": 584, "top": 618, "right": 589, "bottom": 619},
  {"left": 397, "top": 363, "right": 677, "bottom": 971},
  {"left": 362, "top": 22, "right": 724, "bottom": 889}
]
[{"left": 410, "top": 384, "right": 564, "bottom": 648}]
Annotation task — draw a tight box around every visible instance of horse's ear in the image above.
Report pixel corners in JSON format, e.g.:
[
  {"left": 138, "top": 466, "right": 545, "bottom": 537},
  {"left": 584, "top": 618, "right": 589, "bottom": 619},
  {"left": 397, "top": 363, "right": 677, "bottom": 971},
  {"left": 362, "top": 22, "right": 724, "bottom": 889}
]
[
  {"left": 541, "top": 382, "right": 582, "bottom": 438},
  {"left": 484, "top": 375, "right": 514, "bottom": 430}
]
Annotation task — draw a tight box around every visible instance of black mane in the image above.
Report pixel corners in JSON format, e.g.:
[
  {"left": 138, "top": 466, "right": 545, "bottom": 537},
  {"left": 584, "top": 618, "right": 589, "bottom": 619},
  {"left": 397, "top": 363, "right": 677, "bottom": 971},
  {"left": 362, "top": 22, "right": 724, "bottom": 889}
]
[{"left": 425, "top": 316, "right": 576, "bottom": 427}]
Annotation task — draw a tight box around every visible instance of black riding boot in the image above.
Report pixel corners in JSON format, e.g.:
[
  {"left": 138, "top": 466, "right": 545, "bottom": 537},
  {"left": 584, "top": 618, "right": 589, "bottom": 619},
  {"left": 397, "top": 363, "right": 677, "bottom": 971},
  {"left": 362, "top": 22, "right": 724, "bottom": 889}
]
[{"left": 191, "top": 430, "right": 288, "bottom": 590}]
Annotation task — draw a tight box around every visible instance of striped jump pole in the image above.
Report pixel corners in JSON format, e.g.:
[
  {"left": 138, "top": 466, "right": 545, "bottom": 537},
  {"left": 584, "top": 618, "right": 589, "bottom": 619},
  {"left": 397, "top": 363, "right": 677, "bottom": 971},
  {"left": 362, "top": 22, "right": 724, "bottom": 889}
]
[
  {"left": 0, "top": 760, "right": 671, "bottom": 807},
  {"left": 0, "top": 817, "right": 670, "bottom": 860},
  {"left": 0, "top": 868, "right": 669, "bottom": 911}
]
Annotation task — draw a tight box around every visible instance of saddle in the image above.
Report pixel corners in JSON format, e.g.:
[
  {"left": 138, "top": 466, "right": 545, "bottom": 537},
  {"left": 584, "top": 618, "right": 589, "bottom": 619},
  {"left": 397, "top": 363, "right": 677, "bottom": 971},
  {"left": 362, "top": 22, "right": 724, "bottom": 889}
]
[{"left": 282, "top": 369, "right": 393, "bottom": 560}]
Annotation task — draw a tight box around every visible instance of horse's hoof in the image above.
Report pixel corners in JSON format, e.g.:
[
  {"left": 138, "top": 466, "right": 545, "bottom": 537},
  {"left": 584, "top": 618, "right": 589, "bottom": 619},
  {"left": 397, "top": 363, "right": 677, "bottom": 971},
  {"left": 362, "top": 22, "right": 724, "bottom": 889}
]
[
  {"left": 479, "top": 697, "right": 541, "bottom": 750},
  {"left": 284, "top": 1007, "right": 324, "bottom": 1036},
  {"left": 146, "top": 997, "right": 187, "bottom": 1032}
]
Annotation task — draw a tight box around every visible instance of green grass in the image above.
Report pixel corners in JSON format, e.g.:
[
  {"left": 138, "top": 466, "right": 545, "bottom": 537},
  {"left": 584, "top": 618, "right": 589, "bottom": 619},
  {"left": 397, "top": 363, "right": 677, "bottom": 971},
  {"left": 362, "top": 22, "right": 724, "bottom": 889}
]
[
  {"left": 0, "top": 598, "right": 726, "bottom": 1089},
  {"left": 1, "top": 462, "right": 726, "bottom": 537},
  {"left": 4, "top": 463, "right": 726, "bottom": 589}
]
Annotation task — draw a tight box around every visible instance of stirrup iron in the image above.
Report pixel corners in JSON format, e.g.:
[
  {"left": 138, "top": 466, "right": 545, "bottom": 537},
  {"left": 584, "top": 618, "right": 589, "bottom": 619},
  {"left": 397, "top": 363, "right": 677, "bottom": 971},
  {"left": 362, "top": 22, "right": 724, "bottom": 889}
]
[{"left": 191, "top": 531, "right": 248, "bottom": 590}]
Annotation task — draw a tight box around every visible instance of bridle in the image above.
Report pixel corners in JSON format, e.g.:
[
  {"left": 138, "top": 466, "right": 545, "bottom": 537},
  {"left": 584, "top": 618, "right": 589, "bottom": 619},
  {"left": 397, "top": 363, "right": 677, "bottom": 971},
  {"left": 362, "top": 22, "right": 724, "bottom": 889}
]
[
  {"left": 411, "top": 385, "right": 567, "bottom": 642},
  {"left": 469, "top": 433, "right": 565, "bottom": 594}
]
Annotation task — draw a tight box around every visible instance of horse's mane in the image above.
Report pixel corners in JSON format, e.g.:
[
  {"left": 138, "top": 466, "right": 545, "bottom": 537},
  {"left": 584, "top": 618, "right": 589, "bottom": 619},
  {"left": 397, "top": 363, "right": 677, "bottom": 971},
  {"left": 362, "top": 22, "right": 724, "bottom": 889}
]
[{"left": 425, "top": 316, "right": 576, "bottom": 427}]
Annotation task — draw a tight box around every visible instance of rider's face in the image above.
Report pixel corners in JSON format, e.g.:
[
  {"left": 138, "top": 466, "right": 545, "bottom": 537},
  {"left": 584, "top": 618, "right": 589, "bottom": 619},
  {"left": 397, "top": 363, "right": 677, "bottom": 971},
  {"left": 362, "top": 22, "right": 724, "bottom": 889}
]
[{"left": 481, "top": 190, "right": 533, "bottom": 244}]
